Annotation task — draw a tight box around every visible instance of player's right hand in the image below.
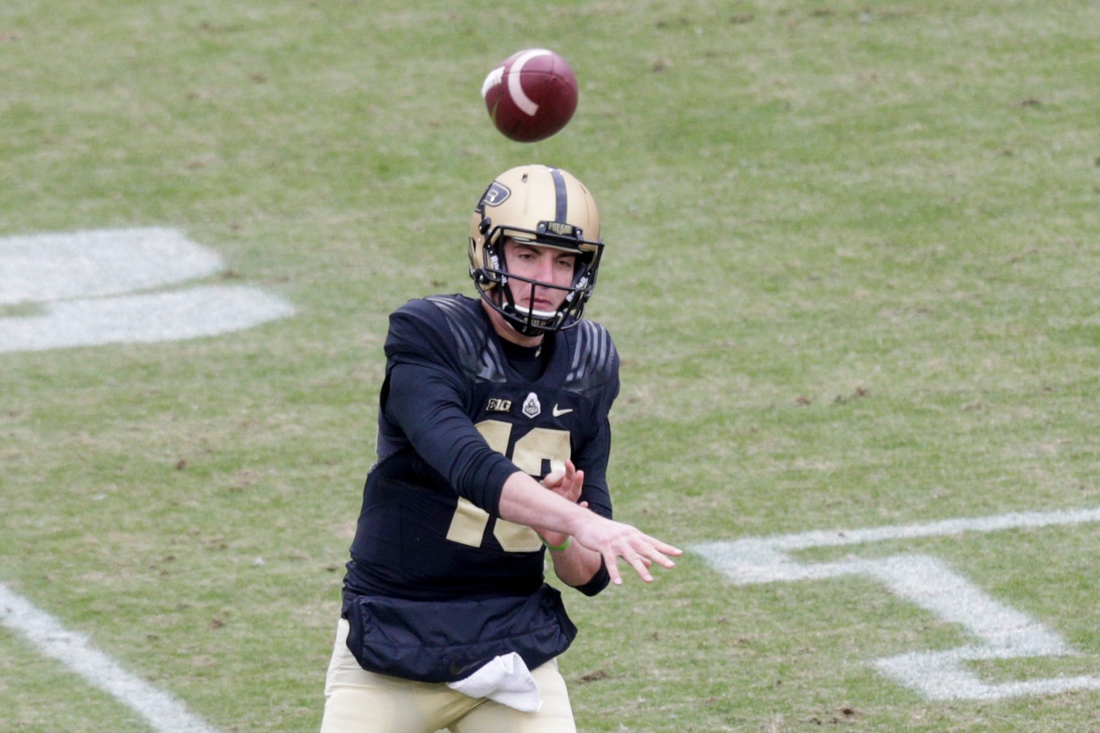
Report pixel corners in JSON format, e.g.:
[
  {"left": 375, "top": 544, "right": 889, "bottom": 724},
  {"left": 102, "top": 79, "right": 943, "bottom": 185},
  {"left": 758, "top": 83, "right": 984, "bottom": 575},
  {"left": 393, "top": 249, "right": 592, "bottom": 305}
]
[{"left": 571, "top": 515, "right": 681, "bottom": 586}]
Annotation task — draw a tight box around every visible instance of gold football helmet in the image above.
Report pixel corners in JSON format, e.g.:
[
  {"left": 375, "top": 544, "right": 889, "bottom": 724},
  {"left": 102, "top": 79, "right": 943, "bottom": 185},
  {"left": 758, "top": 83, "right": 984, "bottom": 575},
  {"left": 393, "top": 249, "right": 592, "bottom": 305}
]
[{"left": 468, "top": 165, "right": 604, "bottom": 335}]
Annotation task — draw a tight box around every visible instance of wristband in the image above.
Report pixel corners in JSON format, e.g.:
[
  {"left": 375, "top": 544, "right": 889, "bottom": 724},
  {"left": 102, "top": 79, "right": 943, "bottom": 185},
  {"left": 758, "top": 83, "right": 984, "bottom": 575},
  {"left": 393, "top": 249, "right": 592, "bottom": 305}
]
[{"left": 541, "top": 535, "right": 572, "bottom": 552}]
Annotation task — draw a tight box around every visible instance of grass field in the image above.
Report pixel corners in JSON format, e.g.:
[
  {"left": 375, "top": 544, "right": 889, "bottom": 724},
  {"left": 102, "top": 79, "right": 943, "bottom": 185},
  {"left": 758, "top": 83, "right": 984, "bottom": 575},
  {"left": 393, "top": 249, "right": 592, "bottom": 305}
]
[{"left": 3, "top": 0, "right": 1100, "bottom": 730}]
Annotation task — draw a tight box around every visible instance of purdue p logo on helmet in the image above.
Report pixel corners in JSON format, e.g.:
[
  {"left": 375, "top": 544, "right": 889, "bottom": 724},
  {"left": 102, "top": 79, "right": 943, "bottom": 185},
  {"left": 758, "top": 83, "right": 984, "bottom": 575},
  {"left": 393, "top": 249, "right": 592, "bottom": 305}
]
[{"left": 468, "top": 165, "right": 604, "bottom": 335}]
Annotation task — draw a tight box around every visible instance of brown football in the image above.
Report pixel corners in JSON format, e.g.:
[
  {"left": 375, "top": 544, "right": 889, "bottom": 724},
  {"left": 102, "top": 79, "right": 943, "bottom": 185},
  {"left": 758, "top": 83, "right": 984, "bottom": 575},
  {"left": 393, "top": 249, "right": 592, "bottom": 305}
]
[{"left": 481, "top": 49, "right": 578, "bottom": 143}]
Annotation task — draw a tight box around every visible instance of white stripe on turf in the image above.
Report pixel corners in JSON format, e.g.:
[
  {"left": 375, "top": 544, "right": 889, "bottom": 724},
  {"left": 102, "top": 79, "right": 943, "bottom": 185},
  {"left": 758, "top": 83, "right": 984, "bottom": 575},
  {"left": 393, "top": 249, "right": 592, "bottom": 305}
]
[
  {"left": 690, "top": 506, "right": 1100, "bottom": 701},
  {"left": 0, "top": 582, "right": 219, "bottom": 733}
]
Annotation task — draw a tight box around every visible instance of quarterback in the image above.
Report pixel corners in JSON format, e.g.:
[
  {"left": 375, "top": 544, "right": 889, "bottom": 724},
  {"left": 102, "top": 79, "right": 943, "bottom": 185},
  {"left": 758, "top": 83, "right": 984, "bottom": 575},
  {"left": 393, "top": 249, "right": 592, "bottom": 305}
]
[{"left": 320, "top": 165, "right": 680, "bottom": 733}]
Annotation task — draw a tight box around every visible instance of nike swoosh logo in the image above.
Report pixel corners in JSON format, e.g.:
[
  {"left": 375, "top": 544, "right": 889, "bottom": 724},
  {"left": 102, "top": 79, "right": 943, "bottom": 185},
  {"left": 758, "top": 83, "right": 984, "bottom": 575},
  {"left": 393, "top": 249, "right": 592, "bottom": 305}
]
[{"left": 552, "top": 405, "right": 573, "bottom": 417}]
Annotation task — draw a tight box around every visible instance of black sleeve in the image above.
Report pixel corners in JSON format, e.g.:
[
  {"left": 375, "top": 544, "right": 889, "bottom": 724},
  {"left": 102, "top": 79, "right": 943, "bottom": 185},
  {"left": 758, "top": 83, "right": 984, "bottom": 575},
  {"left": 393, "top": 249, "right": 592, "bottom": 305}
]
[
  {"left": 572, "top": 560, "right": 611, "bottom": 596},
  {"left": 573, "top": 413, "right": 614, "bottom": 520},
  {"left": 568, "top": 412, "right": 613, "bottom": 596},
  {"left": 384, "top": 361, "right": 517, "bottom": 512}
]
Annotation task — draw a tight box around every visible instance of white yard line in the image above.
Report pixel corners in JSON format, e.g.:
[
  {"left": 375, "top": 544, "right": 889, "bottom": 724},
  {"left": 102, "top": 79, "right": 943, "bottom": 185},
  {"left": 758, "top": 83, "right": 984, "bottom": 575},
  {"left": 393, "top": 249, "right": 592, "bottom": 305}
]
[
  {"left": 0, "top": 582, "right": 219, "bottom": 733},
  {"left": 690, "top": 506, "right": 1100, "bottom": 701}
]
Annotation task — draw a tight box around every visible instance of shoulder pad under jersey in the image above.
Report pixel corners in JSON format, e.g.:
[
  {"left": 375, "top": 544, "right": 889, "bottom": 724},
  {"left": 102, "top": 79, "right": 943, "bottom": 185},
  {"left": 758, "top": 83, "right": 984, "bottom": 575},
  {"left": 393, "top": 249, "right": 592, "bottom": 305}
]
[
  {"left": 423, "top": 295, "right": 508, "bottom": 383},
  {"left": 562, "top": 320, "right": 619, "bottom": 395}
]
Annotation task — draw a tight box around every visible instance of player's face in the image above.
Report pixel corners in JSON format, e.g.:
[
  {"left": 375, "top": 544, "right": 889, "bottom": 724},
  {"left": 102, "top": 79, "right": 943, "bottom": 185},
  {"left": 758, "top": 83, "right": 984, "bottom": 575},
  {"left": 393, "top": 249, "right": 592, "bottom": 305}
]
[{"left": 502, "top": 239, "right": 577, "bottom": 317}]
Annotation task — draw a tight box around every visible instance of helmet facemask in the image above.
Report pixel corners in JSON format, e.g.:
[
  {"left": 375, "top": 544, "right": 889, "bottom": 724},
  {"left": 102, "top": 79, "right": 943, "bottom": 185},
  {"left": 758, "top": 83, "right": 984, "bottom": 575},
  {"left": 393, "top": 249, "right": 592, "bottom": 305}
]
[
  {"left": 471, "top": 221, "right": 602, "bottom": 335},
  {"left": 468, "top": 165, "right": 604, "bottom": 336}
]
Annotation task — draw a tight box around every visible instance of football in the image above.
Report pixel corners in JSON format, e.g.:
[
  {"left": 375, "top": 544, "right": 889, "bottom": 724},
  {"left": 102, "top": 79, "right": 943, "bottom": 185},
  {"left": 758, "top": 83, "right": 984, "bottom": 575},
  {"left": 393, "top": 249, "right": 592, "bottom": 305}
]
[{"left": 481, "top": 49, "right": 578, "bottom": 143}]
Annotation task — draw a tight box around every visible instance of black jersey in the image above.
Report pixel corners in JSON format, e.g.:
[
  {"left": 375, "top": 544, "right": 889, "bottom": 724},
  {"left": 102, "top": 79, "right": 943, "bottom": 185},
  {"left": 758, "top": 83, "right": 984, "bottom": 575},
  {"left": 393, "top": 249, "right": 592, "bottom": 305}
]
[{"left": 344, "top": 294, "right": 619, "bottom": 602}]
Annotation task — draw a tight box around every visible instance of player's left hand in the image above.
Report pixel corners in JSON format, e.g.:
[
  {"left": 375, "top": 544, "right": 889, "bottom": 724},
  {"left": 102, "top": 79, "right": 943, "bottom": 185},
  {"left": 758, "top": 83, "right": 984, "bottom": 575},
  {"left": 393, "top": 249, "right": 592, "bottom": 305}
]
[
  {"left": 539, "top": 460, "right": 586, "bottom": 549},
  {"left": 541, "top": 459, "right": 585, "bottom": 504}
]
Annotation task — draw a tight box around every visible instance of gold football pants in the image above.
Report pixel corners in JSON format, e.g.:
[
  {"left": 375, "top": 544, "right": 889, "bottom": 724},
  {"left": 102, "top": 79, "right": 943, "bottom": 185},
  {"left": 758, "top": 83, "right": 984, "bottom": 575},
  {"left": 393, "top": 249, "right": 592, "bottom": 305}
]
[{"left": 320, "top": 619, "right": 577, "bottom": 733}]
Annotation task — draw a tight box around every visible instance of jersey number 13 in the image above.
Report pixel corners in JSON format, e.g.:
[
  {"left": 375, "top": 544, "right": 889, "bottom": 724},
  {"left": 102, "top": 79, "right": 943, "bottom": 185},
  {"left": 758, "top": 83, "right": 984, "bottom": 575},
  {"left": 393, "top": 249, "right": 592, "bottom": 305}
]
[{"left": 445, "top": 420, "right": 571, "bottom": 553}]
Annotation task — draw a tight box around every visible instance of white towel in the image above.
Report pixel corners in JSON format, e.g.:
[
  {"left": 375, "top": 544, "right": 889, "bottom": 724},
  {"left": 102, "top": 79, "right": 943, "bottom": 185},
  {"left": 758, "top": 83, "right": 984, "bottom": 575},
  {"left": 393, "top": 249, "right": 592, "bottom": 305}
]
[{"left": 445, "top": 653, "right": 543, "bottom": 713}]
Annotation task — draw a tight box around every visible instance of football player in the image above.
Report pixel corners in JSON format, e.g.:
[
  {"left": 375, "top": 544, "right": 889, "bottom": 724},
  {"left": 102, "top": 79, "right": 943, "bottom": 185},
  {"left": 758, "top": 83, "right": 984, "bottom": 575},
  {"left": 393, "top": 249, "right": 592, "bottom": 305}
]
[{"left": 320, "top": 165, "right": 681, "bottom": 733}]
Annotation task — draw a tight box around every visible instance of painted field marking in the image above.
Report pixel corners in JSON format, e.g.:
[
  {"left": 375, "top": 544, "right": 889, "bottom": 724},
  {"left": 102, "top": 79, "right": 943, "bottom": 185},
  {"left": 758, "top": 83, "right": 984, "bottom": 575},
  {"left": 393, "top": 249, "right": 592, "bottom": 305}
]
[
  {"left": 0, "top": 228, "right": 294, "bottom": 353},
  {"left": 0, "top": 227, "right": 282, "bottom": 728},
  {"left": 0, "top": 582, "right": 219, "bottom": 733},
  {"left": 690, "top": 507, "right": 1100, "bottom": 700}
]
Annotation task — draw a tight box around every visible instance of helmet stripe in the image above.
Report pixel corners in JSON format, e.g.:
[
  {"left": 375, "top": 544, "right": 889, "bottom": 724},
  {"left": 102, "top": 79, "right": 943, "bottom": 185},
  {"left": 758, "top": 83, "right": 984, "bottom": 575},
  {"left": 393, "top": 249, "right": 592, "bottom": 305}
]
[{"left": 549, "top": 167, "right": 568, "bottom": 222}]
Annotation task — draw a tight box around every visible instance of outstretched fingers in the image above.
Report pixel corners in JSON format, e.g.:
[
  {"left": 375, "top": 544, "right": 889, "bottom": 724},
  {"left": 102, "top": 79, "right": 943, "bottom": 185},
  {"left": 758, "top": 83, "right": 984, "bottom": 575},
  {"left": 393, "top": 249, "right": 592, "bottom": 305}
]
[{"left": 603, "top": 534, "right": 682, "bottom": 585}]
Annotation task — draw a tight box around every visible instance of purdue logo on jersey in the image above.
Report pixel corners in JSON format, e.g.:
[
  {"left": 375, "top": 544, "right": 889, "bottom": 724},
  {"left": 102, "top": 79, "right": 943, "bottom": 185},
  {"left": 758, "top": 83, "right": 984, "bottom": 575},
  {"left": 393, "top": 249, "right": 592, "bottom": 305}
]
[
  {"left": 522, "top": 392, "right": 541, "bottom": 419},
  {"left": 486, "top": 398, "right": 512, "bottom": 413}
]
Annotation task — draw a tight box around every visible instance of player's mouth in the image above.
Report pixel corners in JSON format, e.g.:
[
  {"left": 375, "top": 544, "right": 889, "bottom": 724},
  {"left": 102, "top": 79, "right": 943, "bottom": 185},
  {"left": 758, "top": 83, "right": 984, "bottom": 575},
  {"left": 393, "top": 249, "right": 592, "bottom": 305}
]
[
  {"left": 514, "top": 289, "right": 559, "bottom": 317},
  {"left": 516, "top": 302, "right": 557, "bottom": 319}
]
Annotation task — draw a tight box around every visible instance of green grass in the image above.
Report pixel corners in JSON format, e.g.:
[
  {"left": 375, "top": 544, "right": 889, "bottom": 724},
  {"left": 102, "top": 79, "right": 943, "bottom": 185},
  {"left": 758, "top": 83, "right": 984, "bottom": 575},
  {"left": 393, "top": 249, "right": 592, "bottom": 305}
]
[{"left": 3, "top": 0, "right": 1100, "bottom": 730}]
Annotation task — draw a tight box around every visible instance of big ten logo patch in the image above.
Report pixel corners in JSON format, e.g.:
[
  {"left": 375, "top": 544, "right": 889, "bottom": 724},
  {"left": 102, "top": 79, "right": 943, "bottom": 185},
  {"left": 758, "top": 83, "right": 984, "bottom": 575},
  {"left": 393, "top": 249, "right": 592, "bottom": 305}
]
[{"left": 0, "top": 228, "right": 294, "bottom": 353}]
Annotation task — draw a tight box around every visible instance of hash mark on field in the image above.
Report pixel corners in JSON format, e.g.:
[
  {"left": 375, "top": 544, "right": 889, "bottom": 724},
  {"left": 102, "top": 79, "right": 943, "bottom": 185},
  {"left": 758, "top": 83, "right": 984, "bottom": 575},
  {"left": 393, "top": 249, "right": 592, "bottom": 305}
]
[
  {"left": 0, "top": 583, "right": 219, "bottom": 733},
  {"left": 690, "top": 507, "right": 1100, "bottom": 701}
]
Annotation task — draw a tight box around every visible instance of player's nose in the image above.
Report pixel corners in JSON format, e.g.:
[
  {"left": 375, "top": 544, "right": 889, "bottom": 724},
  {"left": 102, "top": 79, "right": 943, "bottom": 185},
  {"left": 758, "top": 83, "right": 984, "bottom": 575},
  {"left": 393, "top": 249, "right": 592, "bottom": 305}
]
[{"left": 534, "top": 252, "right": 556, "bottom": 281}]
